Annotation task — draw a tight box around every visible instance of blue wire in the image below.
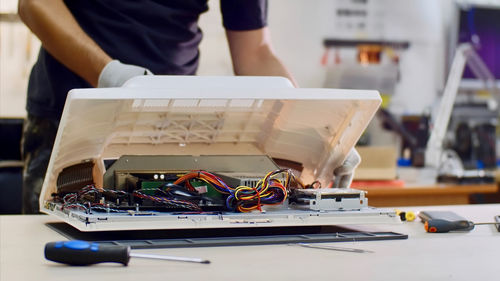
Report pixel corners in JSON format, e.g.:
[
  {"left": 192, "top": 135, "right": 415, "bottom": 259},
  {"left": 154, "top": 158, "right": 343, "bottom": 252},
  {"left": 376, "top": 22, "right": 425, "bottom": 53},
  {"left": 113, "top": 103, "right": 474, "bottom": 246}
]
[{"left": 225, "top": 194, "right": 234, "bottom": 210}]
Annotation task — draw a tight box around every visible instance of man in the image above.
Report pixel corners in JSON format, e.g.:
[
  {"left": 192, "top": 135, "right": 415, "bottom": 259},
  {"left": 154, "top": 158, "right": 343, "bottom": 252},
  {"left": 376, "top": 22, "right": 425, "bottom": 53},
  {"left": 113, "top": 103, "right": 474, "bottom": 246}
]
[{"left": 18, "top": 0, "right": 359, "bottom": 214}]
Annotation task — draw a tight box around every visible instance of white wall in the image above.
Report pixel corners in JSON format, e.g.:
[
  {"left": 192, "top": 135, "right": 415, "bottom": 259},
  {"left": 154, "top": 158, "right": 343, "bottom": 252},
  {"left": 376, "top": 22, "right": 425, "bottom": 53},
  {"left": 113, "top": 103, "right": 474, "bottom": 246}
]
[
  {"left": 196, "top": 0, "right": 233, "bottom": 76},
  {"left": 0, "top": 0, "right": 40, "bottom": 118},
  {"left": 0, "top": 0, "right": 471, "bottom": 118},
  {"left": 198, "top": 0, "right": 334, "bottom": 87},
  {"left": 199, "top": 0, "right": 452, "bottom": 115}
]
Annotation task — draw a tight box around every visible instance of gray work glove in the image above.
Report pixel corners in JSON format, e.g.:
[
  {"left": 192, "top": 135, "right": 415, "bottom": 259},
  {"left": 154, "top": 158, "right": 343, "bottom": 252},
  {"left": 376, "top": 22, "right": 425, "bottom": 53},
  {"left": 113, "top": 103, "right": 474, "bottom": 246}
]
[
  {"left": 333, "top": 148, "right": 361, "bottom": 188},
  {"left": 97, "top": 60, "right": 153, "bottom": 88}
]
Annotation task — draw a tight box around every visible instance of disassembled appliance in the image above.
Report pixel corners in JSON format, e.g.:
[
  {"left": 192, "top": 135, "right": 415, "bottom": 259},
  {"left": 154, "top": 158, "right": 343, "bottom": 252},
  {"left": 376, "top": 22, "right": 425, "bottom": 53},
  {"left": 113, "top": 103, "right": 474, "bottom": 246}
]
[{"left": 40, "top": 76, "right": 398, "bottom": 232}]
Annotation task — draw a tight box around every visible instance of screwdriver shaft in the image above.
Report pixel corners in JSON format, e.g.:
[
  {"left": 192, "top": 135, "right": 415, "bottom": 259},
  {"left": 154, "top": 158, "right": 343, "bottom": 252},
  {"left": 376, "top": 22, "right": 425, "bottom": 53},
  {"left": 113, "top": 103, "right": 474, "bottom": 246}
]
[
  {"left": 473, "top": 222, "right": 500, "bottom": 226},
  {"left": 293, "top": 243, "right": 374, "bottom": 253},
  {"left": 130, "top": 252, "right": 210, "bottom": 264}
]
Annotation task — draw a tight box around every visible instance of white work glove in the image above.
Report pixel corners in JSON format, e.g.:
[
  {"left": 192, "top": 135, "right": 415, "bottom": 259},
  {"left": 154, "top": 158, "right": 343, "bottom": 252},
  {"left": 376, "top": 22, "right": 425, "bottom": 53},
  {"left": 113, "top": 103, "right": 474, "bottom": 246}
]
[
  {"left": 97, "top": 60, "right": 153, "bottom": 88},
  {"left": 333, "top": 148, "right": 361, "bottom": 188}
]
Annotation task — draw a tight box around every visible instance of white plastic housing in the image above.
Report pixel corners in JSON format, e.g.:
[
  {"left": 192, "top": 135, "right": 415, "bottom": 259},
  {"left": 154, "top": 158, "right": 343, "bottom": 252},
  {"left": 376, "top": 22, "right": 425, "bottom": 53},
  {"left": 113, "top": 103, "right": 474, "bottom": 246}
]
[{"left": 40, "top": 76, "right": 381, "bottom": 216}]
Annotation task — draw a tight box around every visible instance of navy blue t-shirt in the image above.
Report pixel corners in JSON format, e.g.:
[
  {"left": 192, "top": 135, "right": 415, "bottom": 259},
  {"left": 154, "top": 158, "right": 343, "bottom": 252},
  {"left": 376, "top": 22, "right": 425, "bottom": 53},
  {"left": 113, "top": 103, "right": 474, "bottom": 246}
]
[{"left": 27, "top": 0, "right": 268, "bottom": 119}]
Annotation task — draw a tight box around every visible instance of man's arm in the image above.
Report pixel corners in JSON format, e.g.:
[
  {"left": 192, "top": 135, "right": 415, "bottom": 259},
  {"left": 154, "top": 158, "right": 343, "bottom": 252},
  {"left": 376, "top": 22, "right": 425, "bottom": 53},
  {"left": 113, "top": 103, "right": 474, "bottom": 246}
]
[
  {"left": 18, "top": 0, "right": 111, "bottom": 86},
  {"left": 226, "top": 27, "right": 298, "bottom": 87}
]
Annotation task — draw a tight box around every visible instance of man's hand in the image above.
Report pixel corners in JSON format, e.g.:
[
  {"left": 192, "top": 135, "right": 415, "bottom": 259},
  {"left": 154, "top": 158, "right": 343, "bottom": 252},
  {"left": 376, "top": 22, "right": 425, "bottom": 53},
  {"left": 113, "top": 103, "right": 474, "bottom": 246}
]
[
  {"left": 97, "top": 60, "right": 153, "bottom": 88},
  {"left": 333, "top": 148, "right": 361, "bottom": 188}
]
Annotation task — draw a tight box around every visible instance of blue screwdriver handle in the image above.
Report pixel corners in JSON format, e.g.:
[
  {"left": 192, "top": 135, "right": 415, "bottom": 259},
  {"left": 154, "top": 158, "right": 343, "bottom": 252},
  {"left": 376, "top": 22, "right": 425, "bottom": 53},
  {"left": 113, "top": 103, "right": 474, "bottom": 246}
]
[{"left": 45, "top": 241, "right": 131, "bottom": 266}]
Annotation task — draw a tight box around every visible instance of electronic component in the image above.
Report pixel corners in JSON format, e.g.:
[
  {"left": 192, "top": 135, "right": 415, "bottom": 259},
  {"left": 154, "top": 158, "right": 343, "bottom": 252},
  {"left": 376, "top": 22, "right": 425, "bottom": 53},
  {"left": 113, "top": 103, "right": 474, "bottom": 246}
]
[
  {"left": 56, "top": 161, "right": 94, "bottom": 193},
  {"left": 395, "top": 210, "right": 416, "bottom": 222},
  {"left": 49, "top": 158, "right": 369, "bottom": 215},
  {"left": 49, "top": 161, "right": 299, "bottom": 214},
  {"left": 104, "top": 155, "right": 279, "bottom": 191},
  {"left": 289, "top": 188, "right": 367, "bottom": 211}
]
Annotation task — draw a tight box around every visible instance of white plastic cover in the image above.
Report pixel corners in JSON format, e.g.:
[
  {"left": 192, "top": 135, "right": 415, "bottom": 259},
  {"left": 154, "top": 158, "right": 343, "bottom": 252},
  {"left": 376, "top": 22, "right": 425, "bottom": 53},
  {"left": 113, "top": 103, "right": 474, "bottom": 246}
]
[{"left": 40, "top": 76, "right": 381, "bottom": 207}]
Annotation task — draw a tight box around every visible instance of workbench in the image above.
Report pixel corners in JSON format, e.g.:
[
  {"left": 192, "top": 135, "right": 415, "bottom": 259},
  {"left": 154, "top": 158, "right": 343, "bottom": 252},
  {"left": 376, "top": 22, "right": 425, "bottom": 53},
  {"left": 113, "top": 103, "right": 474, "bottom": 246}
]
[
  {"left": 1, "top": 204, "right": 499, "bottom": 281},
  {"left": 357, "top": 183, "right": 498, "bottom": 207}
]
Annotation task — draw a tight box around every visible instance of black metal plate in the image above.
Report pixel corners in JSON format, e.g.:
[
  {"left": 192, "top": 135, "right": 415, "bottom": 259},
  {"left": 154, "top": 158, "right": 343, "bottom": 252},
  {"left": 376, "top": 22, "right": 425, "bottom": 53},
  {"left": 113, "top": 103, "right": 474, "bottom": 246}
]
[{"left": 46, "top": 222, "right": 407, "bottom": 249}]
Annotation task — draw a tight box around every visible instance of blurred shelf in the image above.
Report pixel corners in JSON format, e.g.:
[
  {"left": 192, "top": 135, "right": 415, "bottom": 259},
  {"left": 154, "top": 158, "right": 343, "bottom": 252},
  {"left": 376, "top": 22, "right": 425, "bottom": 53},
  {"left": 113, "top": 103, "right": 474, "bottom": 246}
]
[
  {"left": 355, "top": 183, "right": 498, "bottom": 207},
  {"left": 0, "top": 13, "right": 20, "bottom": 23},
  {"left": 323, "top": 38, "right": 410, "bottom": 49}
]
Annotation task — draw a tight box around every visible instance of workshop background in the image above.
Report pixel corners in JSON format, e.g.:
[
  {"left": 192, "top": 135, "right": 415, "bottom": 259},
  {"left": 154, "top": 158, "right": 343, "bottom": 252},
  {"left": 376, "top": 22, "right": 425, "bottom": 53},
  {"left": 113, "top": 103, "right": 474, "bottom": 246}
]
[{"left": 1, "top": 0, "right": 499, "bottom": 213}]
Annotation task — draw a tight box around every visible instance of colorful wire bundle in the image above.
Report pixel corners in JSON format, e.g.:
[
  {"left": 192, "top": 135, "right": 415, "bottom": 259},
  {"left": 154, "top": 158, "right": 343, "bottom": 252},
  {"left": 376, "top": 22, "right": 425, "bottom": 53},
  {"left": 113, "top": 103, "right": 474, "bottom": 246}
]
[
  {"left": 228, "top": 169, "right": 291, "bottom": 212},
  {"left": 60, "top": 185, "right": 128, "bottom": 213},
  {"left": 174, "top": 170, "right": 233, "bottom": 194},
  {"left": 57, "top": 169, "right": 306, "bottom": 214},
  {"left": 174, "top": 169, "right": 301, "bottom": 212},
  {"left": 59, "top": 184, "right": 202, "bottom": 212},
  {"left": 132, "top": 190, "right": 201, "bottom": 211},
  {"left": 78, "top": 185, "right": 128, "bottom": 197},
  {"left": 62, "top": 200, "right": 126, "bottom": 214}
]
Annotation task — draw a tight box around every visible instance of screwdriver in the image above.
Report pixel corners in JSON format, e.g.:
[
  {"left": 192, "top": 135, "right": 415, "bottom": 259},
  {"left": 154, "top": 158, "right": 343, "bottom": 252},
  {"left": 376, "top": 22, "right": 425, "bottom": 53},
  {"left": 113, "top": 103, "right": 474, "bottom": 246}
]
[
  {"left": 45, "top": 241, "right": 210, "bottom": 266},
  {"left": 424, "top": 219, "right": 499, "bottom": 233}
]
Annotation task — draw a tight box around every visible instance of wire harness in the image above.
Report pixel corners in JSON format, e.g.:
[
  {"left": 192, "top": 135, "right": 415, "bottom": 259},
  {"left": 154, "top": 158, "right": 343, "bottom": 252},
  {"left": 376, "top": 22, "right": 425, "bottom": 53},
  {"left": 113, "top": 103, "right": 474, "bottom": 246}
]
[
  {"left": 53, "top": 169, "right": 308, "bottom": 214},
  {"left": 174, "top": 169, "right": 304, "bottom": 212}
]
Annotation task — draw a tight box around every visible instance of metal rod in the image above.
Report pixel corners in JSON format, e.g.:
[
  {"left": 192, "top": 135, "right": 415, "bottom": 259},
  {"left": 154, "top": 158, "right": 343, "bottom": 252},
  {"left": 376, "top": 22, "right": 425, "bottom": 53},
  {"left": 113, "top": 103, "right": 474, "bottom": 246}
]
[
  {"left": 292, "top": 243, "right": 374, "bottom": 253},
  {"left": 473, "top": 222, "right": 499, "bottom": 226},
  {"left": 130, "top": 252, "right": 210, "bottom": 264}
]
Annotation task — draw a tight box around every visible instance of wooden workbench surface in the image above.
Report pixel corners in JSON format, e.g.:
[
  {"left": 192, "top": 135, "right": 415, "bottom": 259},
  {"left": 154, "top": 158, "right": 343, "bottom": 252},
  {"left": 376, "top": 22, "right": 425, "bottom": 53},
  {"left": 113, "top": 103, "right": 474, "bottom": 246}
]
[{"left": 1, "top": 204, "right": 500, "bottom": 281}]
